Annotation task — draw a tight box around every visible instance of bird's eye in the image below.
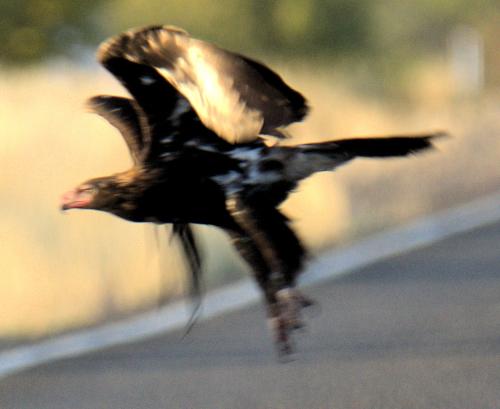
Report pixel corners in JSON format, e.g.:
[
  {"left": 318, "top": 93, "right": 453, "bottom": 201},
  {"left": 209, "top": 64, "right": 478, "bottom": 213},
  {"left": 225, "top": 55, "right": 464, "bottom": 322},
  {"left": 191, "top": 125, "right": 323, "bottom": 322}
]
[{"left": 80, "top": 186, "right": 97, "bottom": 195}]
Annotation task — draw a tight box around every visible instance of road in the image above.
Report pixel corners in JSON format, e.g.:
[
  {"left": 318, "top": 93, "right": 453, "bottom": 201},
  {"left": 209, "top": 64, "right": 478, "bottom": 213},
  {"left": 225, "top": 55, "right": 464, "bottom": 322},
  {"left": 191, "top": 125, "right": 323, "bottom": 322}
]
[{"left": 1, "top": 221, "right": 499, "bottom": 409}]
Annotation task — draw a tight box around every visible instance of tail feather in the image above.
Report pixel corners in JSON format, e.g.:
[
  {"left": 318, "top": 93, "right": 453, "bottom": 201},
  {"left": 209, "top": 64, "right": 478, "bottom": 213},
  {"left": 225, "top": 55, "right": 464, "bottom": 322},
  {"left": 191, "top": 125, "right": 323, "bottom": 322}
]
[
  {"left": 286, "top": 131, "right": 445, "bottom": 181},
  {"left": 300, "top": 131, "right": 445, "bottom": 159}
]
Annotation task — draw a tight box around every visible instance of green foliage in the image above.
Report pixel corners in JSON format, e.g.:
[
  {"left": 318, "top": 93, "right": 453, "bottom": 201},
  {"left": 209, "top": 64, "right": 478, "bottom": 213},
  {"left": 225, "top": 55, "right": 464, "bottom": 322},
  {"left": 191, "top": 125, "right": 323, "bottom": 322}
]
[
  {"left": 0, "top": 0, "right": 498, "bottom": 68},
  {"left": 0, "top": 0, "right": 105, "bottom": 64},
  {"left": 97, "top": 0, "right": 373, "bottom": 57}
]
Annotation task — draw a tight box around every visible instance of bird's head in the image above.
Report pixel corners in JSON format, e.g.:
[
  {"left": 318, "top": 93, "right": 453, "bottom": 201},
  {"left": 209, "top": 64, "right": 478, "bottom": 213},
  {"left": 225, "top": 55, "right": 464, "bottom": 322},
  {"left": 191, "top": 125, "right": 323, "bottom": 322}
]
[{"left": 61, "top": 177, "right": 121, "bottom": 212}]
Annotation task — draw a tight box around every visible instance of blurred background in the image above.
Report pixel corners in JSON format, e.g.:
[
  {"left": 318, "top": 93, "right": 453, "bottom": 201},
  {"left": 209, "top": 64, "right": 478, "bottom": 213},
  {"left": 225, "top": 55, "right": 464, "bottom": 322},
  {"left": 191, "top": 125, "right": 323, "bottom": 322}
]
[{"left": 1, "top": 0, "right": 499, "bottom": 346}]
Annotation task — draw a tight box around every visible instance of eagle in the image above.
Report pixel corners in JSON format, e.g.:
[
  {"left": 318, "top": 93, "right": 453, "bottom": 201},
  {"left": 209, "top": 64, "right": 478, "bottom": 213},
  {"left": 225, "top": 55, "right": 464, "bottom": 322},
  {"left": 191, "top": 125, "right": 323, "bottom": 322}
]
[{"left": 61, "top": 25, "right": 442, "bottom": 355}]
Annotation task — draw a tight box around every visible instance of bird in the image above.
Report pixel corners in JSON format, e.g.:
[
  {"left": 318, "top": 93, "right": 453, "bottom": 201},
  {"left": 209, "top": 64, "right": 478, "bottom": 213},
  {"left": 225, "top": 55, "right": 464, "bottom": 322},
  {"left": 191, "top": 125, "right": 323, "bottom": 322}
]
[{"left": 61, "top": 25, "right": 443, "bottom": 355}]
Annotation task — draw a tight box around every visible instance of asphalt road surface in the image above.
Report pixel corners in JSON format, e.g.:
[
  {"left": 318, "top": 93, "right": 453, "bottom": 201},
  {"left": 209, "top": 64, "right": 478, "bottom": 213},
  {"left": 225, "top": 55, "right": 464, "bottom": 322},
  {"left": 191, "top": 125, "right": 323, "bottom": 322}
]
[{"left": 1, "top": 221, "right": 499, "bottom": 409}]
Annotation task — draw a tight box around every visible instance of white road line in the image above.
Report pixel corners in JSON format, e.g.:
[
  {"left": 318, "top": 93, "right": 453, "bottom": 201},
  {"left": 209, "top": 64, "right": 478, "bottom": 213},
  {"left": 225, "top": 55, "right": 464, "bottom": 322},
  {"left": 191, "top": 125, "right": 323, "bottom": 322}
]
[{"left": 1, "top": 191, "right": 499, "bottom": 378}]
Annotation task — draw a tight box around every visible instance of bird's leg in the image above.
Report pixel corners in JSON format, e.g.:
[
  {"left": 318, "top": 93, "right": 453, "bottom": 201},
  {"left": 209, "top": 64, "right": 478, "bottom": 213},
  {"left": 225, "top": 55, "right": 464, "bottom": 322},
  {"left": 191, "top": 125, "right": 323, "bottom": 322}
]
[
  {"left": 229, "top": 231, "right": 291, "bottom": 354},
  {"left": 227, "top": 194, "right": 311, "bottom": 355},
  {"left": 276, "top": 288, "right": 305, "bottom": 330}
]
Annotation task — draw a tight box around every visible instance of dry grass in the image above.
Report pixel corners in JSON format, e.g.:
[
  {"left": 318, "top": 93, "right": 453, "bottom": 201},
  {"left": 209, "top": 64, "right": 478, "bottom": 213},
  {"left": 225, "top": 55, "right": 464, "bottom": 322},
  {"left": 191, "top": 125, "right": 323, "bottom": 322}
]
[{"left": 1, "top": 62, "right": 499, "bottom": 340}]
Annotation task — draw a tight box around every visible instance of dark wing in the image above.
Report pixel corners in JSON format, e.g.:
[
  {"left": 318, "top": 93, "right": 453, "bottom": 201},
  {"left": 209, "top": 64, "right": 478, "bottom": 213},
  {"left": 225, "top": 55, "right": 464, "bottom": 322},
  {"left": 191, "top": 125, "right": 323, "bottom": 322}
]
[
  {"left": 97, "top": 55, "right": 183, "bottom": 130},
  {"left": 87, "top": 95, "right": 148, "bottom": 164},
  {"left": 97, "top": 25, "right": 309, "bottom": 144},
  {"left": 97, "top": 44, "right": 233, "bottom": 164}
]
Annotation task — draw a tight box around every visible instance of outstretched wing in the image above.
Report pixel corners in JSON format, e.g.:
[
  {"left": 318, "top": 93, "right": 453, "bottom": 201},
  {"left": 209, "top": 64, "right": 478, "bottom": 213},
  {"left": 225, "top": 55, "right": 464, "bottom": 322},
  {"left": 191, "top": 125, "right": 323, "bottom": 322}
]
[
  {"left": 87, "top": 95, "right": 148, "bottom": 164},
  {"left": 97, "top": 55, "right": 185, "bottom": 131},
  {"left": 97, "top": 25, "right": 309, "bottom": 144},
  {"left": 97, "top": 45, "right": 233, "bottom": 165}
]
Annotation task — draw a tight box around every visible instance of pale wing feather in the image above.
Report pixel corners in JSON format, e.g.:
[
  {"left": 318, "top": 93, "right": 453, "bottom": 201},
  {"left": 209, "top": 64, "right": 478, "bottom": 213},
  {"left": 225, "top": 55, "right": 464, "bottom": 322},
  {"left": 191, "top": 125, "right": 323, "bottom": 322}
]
[{"left": 97, "top": 25, "right": 308, "bottom": 144}]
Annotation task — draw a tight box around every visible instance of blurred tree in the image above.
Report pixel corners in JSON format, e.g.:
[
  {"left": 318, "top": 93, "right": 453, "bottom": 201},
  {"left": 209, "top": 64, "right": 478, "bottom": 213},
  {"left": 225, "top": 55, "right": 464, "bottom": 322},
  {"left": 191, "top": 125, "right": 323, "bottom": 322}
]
[
  {"left": 96, "top": 0, "right": 256, "bottom": 53},
  {"left": 373, "top": 0, "right": 499, "bottom": 56},
  {"left": 97, "top": 0, "right": 374, "bottom": 57},
  {"left": 250, "top": 0, "right": 373, "bottom": 55},
  {"left": 0, "top": 0, "right": 105, "bottom": 64},
  {"left": 1, "top": 0, "right": 498, "bottom": 81}
]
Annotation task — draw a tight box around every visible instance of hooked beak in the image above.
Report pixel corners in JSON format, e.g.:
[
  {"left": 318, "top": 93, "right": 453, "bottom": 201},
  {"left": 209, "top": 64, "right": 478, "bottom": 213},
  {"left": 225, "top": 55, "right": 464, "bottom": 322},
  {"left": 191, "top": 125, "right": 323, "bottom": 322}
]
[{"left": 60, "top": 188, "right": 92, "bottom": 211}]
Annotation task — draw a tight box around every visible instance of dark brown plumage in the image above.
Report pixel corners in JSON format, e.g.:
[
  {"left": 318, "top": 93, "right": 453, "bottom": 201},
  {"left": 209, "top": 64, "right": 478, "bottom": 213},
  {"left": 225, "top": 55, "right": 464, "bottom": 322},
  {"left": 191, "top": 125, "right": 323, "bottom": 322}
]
[{"left": 62, "top": 25, "right": 443, "bottom": 355}]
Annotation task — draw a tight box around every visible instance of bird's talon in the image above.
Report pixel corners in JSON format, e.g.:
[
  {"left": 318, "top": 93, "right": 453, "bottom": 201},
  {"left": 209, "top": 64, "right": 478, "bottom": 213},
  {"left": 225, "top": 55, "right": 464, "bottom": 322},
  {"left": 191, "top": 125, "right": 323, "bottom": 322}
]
[
  {"left": 276, "top": 287, "right": 307, "bottom": 332},
  {"left": 298, "top": 295, "right": 315, "bottom": 308},
  {"left": 278, "top": 343, "right": 294, "bottom": 360}
]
